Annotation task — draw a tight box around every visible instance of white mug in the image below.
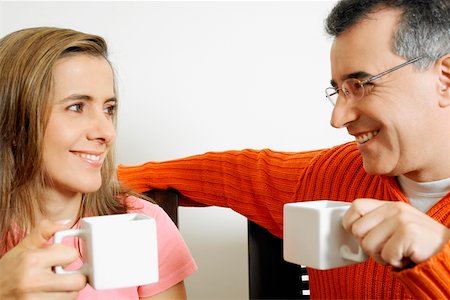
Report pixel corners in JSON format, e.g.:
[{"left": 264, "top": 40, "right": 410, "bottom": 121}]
[
  {"left": 283, "top": 200, "right": 368, "bottom": 270},
  {"left": 53, "top": 213, "right": 159, "bottom": 290}
]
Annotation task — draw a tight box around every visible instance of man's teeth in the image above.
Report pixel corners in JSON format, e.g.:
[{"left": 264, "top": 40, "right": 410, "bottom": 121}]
[
  {"left": 77, "top": 153, "right": 100, "bottom": 161},
  {"left": 356, "top": 130, "right": 379, "bottom": 144}
]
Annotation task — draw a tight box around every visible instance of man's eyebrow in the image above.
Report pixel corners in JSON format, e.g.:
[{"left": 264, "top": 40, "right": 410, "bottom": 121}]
[
  {"left": 345, "top": 71, "right": 372, "bottom": 80},
  {"left": 330, "top": 71, "right": 372, "bottom": 87}
]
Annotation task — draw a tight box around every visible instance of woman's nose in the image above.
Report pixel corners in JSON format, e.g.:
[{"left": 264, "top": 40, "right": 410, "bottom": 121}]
[{"left": 87, "top": 110, "right": 116, "bottom": 144}]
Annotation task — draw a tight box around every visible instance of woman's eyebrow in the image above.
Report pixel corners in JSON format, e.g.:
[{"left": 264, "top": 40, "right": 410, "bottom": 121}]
[
  {"left": 104, "top": 97, "right": 117, "bottom": 104},
  {"left": 60, "top": 94, "right": 92, "bottom": 102},
  {"left": 60, "top": 94, "right": 117, "bottom": 103}
]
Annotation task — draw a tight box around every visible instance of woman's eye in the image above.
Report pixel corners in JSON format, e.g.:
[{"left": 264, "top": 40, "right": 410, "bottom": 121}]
[
  {"left": 68, "top": 103, "right": 83, "bottom": 112},
  {"left": 104, "top": 105, "right": 116, "bottom": 116}
]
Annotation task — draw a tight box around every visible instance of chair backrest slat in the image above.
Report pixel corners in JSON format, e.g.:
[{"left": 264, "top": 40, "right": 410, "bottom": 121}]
[{"left": 143, "top": 189, "right": 310, "bottom": 299}]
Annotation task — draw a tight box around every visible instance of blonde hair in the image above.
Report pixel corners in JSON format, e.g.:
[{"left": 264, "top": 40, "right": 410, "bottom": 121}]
[{"left": 0, "top": 27, "right": 129, "bottom": 255}]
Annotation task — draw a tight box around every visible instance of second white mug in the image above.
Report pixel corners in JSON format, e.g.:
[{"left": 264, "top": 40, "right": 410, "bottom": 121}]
[{"left": 283, "top": 200, "right": 368, "bottom": 270}]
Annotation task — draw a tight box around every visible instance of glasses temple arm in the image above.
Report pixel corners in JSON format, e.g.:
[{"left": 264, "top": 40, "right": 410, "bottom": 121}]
[{"left": 366, "top": 56, "right": 424, "bottom": 83}]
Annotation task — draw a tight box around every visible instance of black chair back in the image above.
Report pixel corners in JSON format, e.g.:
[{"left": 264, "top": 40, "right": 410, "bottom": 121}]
[
  {"left": 143, "top": 189, "right": 310, "bottom": 299},
  {"left": 248, "top": 220, "right": 310, "bottom": 299}
]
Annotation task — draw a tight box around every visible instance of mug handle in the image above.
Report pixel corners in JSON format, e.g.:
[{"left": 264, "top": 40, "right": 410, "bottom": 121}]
[
  {"left": 340, "top": 244, "right": 367, "bottom": 262},
  {"left": 53, "top": 229, "right": 88, "bottom": 275}
]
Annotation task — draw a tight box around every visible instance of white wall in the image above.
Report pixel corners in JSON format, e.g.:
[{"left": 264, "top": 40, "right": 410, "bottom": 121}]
[
  {"left": 0, "top": 2, "right": 3, "bottom": 34},
  {"left": 1, "top": 1, "right": 348, "bottom": 299}
]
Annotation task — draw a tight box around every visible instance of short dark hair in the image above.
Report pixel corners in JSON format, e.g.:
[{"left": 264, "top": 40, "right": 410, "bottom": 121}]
[{"left": 325, "top": 0, "right": 450, "bottom": 69}]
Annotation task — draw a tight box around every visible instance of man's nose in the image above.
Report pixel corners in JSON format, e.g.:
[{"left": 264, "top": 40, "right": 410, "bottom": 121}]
[{"left": 330, "top": 97, "right": 359, "bottom": 128}]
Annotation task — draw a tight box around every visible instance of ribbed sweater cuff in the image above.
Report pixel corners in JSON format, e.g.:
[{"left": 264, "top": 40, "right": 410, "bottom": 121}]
[
  {"left": 118, "top": 163, "right": 154, "bottom": 193},
  {"left": 394, "top": 240, "right": 450, "bottom": 299}
]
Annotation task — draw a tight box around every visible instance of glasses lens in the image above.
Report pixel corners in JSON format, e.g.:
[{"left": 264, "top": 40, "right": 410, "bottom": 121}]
[
  {"left": 325, "top": 78, "right": 365, "bottom": 106},
  {"left": 342, "top": 79, "right": 364, "bottom": 100},
  {"left": 325, "top": 87, "right": 338, "bottom": 106}
]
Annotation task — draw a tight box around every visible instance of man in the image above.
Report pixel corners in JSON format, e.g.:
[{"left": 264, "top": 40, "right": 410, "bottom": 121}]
[{"left": 119, "top": 0, "right": 449, "bottom": 298}]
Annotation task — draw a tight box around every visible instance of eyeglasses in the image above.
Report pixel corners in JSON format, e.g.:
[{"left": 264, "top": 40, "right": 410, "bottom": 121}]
[{"left": 325, "top": 56, "right": 423, "bottom": 106}]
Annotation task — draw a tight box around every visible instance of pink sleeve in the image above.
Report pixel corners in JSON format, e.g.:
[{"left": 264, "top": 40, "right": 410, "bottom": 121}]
[{"left": 126, "top": 196, "right": 197, "bottom": 297}]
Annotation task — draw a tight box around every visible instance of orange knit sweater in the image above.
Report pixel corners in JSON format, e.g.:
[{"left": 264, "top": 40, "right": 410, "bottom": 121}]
[{"left": 118, "top": 142, "right": 450, "bottom": 299}]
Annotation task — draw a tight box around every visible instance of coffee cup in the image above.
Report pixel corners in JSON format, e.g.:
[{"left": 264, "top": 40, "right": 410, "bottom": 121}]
[
  {"left": 53, "top": 213, "right": 159, "bottom": 290},
  {"left": 283, "top": 200, "right": 368, "bottom": 270}
]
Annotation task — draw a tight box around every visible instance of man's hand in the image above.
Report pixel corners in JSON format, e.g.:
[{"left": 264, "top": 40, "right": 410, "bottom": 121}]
[
  {"left": 0, "top": 220, "right": 87, "bottom": 299},
  {"left": 342, "top": 198, "right": 450, "bottom": 268}
]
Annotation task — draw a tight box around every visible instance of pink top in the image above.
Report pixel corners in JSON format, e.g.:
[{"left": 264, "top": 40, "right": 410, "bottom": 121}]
[{"left": 63, "top": 196, "right": 197, "bottom": 299}]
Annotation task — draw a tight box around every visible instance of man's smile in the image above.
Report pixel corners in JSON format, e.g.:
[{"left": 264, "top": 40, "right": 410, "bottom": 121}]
[{"left": 354, "top": 130, "right": 380, "bottom": 144}]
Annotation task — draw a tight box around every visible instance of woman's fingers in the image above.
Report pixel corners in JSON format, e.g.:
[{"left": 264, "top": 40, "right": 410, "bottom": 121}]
[{"left": 0, "top": 219, "right": 86, "bottom": 299}]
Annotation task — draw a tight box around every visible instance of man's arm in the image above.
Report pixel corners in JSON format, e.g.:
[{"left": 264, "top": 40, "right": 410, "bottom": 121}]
[{"left": 118, "top": 148, "right": 323, "bottom": 237}]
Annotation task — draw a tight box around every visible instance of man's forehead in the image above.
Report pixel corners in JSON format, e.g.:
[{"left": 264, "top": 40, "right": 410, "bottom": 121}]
[{"left": 328, "top": 9, "right": 401, "bottom": 81}]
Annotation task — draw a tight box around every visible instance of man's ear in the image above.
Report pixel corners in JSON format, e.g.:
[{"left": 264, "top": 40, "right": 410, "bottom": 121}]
[{"left": 438, "top": 54, "right": 450, "bottom": 107}]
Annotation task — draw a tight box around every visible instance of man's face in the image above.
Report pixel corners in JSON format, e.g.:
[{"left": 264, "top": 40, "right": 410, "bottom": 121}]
[{"left": 328, "top": 8, "right": 450, "bottom": 181}]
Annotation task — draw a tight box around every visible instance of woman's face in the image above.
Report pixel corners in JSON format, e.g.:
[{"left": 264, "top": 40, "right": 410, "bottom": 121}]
[{"left": 42, "top": 54, "right": 116, "bottom": 199}]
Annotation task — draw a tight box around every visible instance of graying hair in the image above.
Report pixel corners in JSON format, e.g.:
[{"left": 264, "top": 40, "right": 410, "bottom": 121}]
[{"left": 325, "top": 0, "right": 450, "bottom": 70}]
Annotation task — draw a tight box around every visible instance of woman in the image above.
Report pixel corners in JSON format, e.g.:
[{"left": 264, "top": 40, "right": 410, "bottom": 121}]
[{"left": 0, "top": 27, "right": 197, "bottom": 299}]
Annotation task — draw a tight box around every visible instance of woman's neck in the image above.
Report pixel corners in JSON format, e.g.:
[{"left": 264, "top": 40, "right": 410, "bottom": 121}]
[{"left": 38, "top": 189, "right": 83, "bottom": 223}]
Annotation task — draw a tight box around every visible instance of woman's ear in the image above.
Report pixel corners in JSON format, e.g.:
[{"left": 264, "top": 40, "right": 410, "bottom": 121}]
[{"left": 438, "top": 54, "right": 450, "bottom": 107}]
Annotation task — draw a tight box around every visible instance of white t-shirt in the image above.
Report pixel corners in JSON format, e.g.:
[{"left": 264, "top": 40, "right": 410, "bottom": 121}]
[{"left": 397, "top": 175, "right": 450, "bottom": 213}]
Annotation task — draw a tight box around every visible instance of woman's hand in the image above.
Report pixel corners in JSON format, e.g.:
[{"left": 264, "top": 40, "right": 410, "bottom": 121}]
[
  {"left": 0, "top": 220, "right": 87, "bottom": 299},
  {"left": 343, "top": 198, "right": 450, "bottom": 268}
]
